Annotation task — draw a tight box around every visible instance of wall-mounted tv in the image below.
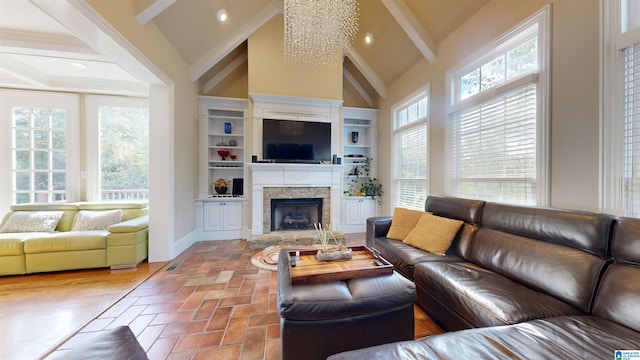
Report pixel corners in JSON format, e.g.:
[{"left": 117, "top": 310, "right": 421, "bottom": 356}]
[{"left": 262, "top": 119, "right": 331, "bottom": 163}]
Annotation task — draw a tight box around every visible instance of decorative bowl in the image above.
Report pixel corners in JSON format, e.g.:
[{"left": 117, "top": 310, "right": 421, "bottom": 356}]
[
  {"left": 217, "top": 150, "right": 230, "bottom": 160},
  {"left": 230, "top": 154, "right": 237, "bottom": 160},
  {"left": 214, "top": 186, "right": 228, "bottom": 194}
]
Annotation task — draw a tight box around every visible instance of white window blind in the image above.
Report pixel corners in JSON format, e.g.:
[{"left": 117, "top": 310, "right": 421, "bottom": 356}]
[
  {"left": 393, "top": 93, "right": 429, "bottom": 210},
  {"left": 451, "top": 82, "right": 537, "bottom": 204},
  {"left": 396, "top": 122, "right": 428, "bottom": 209},
  {"left": 623, "top": 43, "right": 640, "bottom": 217}
]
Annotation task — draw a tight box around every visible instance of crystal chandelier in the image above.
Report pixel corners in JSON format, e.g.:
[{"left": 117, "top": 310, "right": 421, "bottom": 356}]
[{"left": 284, "top": 0, "right": 359, "bottom": 67}]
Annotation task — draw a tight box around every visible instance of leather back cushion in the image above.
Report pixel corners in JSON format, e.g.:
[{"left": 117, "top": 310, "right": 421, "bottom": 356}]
[
  {"left": 612, "top": 217, "right": 640, "bottom": 265},
  {"left": 592, "top": 264, "right": 640, "bottom": 332},
  {"left": 425, "top": 195, "right": 485, "bottom": 225},
  {"left": 468, "top": 228, "right": 607, "bottom": 313},
  {"left": 593, "top": 217, "right": 640, "bottom": 331},
  {"left": 481, "top": 202, "right": 614, "bottom": 256}
]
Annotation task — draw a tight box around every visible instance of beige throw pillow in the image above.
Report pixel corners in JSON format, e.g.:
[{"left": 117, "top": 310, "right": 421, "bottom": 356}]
[
  {"left": 0, "top": 211, "right": 63, "bottom": 233},
  {"left": 402, "top": 213, "right": 463, "bottom": 256},
  {"left": 72, "top": 209, "right": 123, "bottom": 231},
  {"left": 386, "top": 207, "right": 426, "bottom": 240}
]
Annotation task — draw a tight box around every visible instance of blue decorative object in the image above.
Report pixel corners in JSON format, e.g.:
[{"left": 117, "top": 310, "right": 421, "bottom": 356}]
[{"left": 224, "top": 122, "right": 232, "bottom": 134}]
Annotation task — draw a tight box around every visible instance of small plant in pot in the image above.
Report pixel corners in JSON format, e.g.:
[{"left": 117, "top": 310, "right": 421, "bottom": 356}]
[
  {"left": 360, "top": 177, "right": 383, "bottom": 199},
  {"left": 313, "top": 223, "right": 352, "bottom": 261},
  {"left": 359, "top": 157, "right": 383, "bottom": 203}
]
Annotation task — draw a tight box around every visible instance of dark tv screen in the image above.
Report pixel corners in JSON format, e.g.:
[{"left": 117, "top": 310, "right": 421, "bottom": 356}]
[{"left": 262, "top": 119, "right": 331, "bottom": 162}]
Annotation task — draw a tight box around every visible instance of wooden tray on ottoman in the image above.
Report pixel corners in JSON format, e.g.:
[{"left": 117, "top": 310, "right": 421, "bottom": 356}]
[{"left": 288, "top": 246, "right": 393, "bottom": 285}]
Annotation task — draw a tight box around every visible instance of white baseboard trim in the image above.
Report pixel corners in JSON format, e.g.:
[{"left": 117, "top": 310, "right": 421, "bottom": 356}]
[{"left": 171, "top": 230, "right": 199, "bottom": 259}]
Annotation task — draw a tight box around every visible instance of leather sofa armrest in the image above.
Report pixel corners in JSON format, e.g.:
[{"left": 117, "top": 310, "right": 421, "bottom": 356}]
[
  {"left": 108, "top": 215, "right": 149, "bottom": 233},
  {"left": 366, "top": 216, "right": 392, "bottom": 248}
]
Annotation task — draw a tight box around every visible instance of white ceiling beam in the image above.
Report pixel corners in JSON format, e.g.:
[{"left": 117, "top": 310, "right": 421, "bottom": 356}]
[
  {"left": 135, "top": 0, "right": 176, "bottom": 25},
  {"left": 381, "top": 0, "right": 437, "bottom": 63},
  {"left": 49, "top": 76, "right": 149, "bottom": 95},
  {"left": 346, "top": 47, "right": 386, "bottom": 99},
  {"left": 189, "top": 0, "right": 282, "bottom": 81},
  {"left": 31, "top": 0, "right": 170, "bottom": 86},
  {"left": 203, "top": 51, "right": 248, "bottom": 94},
  {"left": 0, "top": 29, "right": 100, "bottom": 56},
  {"left": 343, "top": 67, "right": 373, "bottom": 107},
  {"left": 0, "top": 53, "right": 50, "bottom": 86}
]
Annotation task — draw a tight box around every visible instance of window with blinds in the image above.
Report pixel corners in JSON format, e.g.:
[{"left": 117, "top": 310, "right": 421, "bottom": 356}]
[
  {"left": 447, "top": 7, "right": 549, "bottom": 205},
  {"left": 451, "top": 83, "right": 537, "bottom": 204},
  {"left": 393, "top": 93, "right": 429, "bottom": 210},
  {"left": 623, "top": 43, "right": 640, "bottom": 217}
]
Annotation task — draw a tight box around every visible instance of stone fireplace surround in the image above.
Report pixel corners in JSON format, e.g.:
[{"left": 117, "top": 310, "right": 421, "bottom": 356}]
[{"left": 249, "top": 163, "right": 343, "bottom": 236}]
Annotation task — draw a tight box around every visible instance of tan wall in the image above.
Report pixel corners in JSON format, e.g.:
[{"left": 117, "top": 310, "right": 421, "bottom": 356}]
[
  {"left": 247, "top": 15, "right": 343, "bottom": 100},
  {"left": 206, "top": 66, "right": 249, "bottom": 99},
  {"left": 377, "top": 0, "right": 600, "bottom": 214},
  {"left": 86, "top": 0, "right": 199, "bottom": 246}
]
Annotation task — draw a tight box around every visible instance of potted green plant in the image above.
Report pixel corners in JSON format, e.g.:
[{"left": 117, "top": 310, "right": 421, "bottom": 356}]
[
  {"left": 361, "top": 177, "right": 383, "bottom": 198},
  {"left": 354, "top": 157, "right": 383, "bottom": 202}
]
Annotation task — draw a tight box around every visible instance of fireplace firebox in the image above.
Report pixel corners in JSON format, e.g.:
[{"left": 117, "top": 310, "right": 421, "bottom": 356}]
[{"left": 271, "top": 198, "right": 323, "bottom": 231}]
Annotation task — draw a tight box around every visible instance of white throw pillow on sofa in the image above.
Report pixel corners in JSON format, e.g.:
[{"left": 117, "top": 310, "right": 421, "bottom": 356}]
[
  {"left": 72, "top": 209, "right": 123, "bottom": 231},
  {"left": 0, "top": 211, "right": 63, "bottom": 233}
]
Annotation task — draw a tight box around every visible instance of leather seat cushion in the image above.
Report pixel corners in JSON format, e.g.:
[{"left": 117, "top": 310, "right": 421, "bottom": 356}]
[
  {"left": 0, "top": 234, "right": 31, "bottom": 255},
  {"left": 327, "top": 315, "right": 640, "bottom": 360},
  {"left": 277, "top": 250, "right": 416, "bottom": 321},
  {"left": 23, "top": 231, "right": 107, "bottom": 253},
  {"left": 413, "top": 261, "right": 582, "bottom": 327},
  {"left": 372, "top": 237, "right": 463, "bottom": 278}
]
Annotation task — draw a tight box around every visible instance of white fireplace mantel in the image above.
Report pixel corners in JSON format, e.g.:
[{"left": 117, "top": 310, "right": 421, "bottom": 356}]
[{"left": 249, "top": 163, "right": 343, "bottom": 236}]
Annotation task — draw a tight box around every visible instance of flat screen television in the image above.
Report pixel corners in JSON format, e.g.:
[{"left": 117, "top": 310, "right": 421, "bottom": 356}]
[{"left": 262, "top": 119, "right": 331, "bottom": 163}]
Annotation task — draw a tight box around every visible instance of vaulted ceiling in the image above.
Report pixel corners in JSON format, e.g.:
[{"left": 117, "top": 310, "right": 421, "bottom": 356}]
[{"left": 0, "top": 0, "right": 488, "bottom": 102}]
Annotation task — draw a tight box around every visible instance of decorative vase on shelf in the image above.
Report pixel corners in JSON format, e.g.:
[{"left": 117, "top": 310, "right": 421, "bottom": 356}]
[
  {"left": 224, "top": 122, "right": 232, "bottom": 134},
  {"left": 351, "top": 131, "right": 359, "bottom": 144}
]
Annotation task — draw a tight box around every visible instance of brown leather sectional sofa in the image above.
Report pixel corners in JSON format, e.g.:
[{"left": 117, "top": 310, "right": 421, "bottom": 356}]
[{"left": 328, "top": 195, "right": 640, "bottom": 359}]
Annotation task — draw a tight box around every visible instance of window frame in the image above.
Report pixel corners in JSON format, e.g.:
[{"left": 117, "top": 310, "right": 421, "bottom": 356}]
[
  {"left": 85, "top": 94, "right": 149, "bottom": 202},
  {"left": 391, "top": 85, "right": 430, "bottom": 210},
  {"left": 601, "top": 0, "right": 640, "bottom": 216},
  {"left": 0, "top": 89, "right": 80, "bottom": 211},
  {"left": 444, "top": 5, "right": 551, "bottom": 206}
]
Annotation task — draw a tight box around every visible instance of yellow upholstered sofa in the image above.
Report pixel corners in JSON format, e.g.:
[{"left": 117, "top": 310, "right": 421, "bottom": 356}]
[{"left": 0, "top": 201, "right": 148, "bottom": 276}]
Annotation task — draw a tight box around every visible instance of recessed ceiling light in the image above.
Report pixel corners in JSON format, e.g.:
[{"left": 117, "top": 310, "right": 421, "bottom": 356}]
[
  {"left": 69, "top": 62, "right": 87, "bottom": 70},
  {"left": 217, "top": 9, "right": 228, "bottom": 22},
  {"left": 364, "top": 33, "right": 374, "bottom": 45}
]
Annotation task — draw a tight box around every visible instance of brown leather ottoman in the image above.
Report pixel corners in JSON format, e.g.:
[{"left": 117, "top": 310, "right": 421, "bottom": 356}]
[{"left": 277, "top": 250, "right": 416, "bottom": 360}]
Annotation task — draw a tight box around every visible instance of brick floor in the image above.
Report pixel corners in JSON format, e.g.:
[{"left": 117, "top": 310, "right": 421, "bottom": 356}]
[{"left": 47, "top": 235, "right": 443, "bottom": 359}]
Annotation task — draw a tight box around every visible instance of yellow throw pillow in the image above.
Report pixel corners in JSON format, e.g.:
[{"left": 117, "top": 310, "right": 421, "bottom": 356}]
[
  {"left": 386, "top": 207, "right": 426, "bottom": 240},
  {"left": 402, "top": 213, "right": 463, "bottom": 256}
]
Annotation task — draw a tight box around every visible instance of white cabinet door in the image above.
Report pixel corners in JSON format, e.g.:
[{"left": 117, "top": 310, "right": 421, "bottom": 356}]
[
  {"left": 343, "top": 198, "right": 363, "bottom": 225},
  {"left": 204, "top": 201, "right": 243, "bottom": 231},
  {"left": 342, "top": 198, "right": 377, "bottom": 232},
  {"left": 203, "top": 202, "right": 224, "bottom": 231},
  {"left": 224, "top": 201, "right": 243, "bottom": 230},
  {"left": 361, "top": 198, "right": 376, "bottom": 222}
]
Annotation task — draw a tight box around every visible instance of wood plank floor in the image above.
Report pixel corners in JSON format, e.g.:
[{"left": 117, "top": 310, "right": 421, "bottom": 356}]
[
  {"left": 0, "top": 261, "right": 166, "bottom": 360},
  {"left": 2, "top": 234, "right": 444, "bottom": 360}
]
